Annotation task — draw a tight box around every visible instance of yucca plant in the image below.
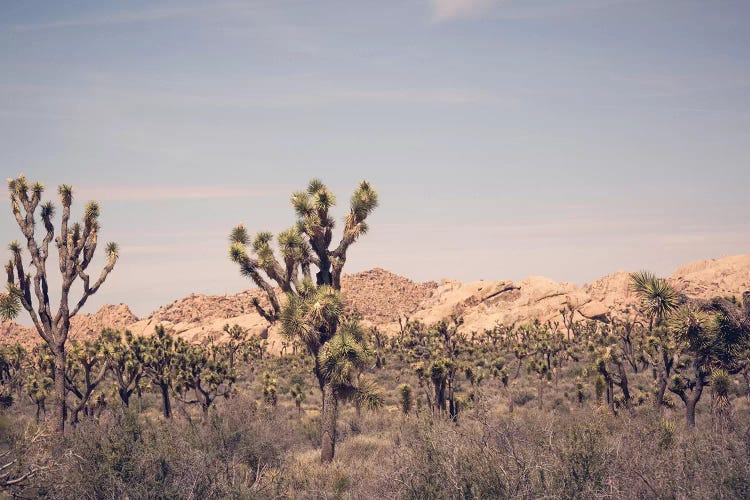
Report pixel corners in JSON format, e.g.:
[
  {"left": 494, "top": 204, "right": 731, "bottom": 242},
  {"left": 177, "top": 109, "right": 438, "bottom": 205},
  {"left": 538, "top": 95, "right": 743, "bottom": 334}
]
[
  {"left": 710, "top": 368, "right": 732, "bottom": 426},
  {"left": 2, "top": 175, "right": 119, "bottom": 436},
  {"left": 630, "top": 271, "right": 679, "bottom": 408},
  {"left": 229, "top": 179, "right": 378, "bottom": 463}
]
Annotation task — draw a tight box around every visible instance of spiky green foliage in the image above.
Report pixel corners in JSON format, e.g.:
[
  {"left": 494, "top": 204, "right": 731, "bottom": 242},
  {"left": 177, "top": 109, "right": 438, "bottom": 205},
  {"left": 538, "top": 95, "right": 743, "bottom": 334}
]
[
  {"left": 105, "top": 242, "right": 119, "bottom": 258},
  {"left": 353, "top": 376, "right": 384, "bottom": 411},
  {"left": 262, "top": 371, "right": 278, "bottom": 406},
  {"left": 630, "top": 271, "right": 678, "bottom": 324},
  {"left": 229, "top": 224, "right": 249, "bottom": 245},
  {"left": 40, "top": 201, "right": 55, "bottom": 220},
  {"left": 290, "top": 383, "right": 306, "bottom": 416},
  {"left": 399, "top": 383, "right": 413, "bottom": 415},
  {"left": 280, "top": 284, "right": 343, "bottom": 353},
  {"left": 318, "top": 328, "right": 370, "bottom": 389},
  {"left": 711, "top": 369, "right": 732, "bottom": 399},
  {"left": 0, "top": 284, "right": 21, "bottom": 321},
  {"left": 58, "top": 184, "right": 72, "bottom": 205}
]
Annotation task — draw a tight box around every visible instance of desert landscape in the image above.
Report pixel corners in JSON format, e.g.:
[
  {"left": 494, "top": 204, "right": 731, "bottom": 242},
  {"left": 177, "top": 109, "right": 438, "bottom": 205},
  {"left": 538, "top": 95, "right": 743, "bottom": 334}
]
[
  {"left": 1, "top": 175, "right": 750, "bottom": 499},
  {"left": 3, "top": 1, "right": 750, "bottom": 499}
]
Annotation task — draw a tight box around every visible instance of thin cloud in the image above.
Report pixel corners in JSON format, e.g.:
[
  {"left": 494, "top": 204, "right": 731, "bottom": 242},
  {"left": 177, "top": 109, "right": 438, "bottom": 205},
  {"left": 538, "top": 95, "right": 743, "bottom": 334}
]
[
  {"left": 76, "top": 185, "right": 289, "bottom": 202},
  {"left": 9, "top": 2, "right": 246, "bottom": 31},
  {"left": 429, "top": 0, "right": 646, "bottom": 22},
  {"left": 430, "top": 0, "right": 499, "bottom": 22}
]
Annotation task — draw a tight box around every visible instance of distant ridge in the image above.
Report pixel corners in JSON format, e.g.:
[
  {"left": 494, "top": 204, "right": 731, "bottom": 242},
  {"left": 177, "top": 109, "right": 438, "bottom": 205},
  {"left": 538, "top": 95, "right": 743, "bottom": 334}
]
[{"left": 2, "top": 254, "right": 750, "bottom": 350}]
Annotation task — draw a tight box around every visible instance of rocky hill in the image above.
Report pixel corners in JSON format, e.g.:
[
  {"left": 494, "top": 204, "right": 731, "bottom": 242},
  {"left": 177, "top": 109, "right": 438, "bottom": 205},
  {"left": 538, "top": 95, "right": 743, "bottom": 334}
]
[{"left": 2, "top": 254, "right": 750, "bottom": 351}]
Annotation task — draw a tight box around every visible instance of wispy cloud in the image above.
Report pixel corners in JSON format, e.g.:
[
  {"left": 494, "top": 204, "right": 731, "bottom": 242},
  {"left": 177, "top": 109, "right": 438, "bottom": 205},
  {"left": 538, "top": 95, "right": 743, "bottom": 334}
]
[
  {"left": 429, "top": 0, "right": 646, "bottom": 22},
  {"left": 76, "top": 185, "right": 289, "bottom": 202},
  {"left": 430, "top": 0, "right": 499, "bottom": 22},
  {"left": 8, "top": 2, "right": 246, "bottom": 31}
]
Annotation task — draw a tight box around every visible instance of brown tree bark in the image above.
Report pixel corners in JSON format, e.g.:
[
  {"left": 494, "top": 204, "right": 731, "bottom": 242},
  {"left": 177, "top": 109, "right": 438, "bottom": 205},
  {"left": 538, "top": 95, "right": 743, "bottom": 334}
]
[
  {"left": 52, "top": 345, "right": 66, "bottom": 436},
  {"left": 160, "top": 383, "right": 172, "bottom": 418},
  {"left": 320, "top": 381, "right": 338, "bottom": 463}
]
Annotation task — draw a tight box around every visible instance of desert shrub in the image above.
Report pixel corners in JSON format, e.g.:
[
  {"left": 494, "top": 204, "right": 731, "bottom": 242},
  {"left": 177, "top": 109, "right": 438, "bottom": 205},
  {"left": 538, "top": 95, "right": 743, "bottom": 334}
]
[
  {"left": 548, "top": 418, "right": 611, "bottom": 497},
  {"left": 49, "top": 399, "right": 294, "bottom": 499},
  {"left": 512, "top": 391, "right": 535, "bottom": 407}
]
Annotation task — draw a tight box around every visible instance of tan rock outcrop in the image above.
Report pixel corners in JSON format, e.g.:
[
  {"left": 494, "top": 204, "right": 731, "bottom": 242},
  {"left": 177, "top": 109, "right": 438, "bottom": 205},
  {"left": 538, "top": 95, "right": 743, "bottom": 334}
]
[{"left": 2, "top": 254, "right": 750, "bottom": 348}]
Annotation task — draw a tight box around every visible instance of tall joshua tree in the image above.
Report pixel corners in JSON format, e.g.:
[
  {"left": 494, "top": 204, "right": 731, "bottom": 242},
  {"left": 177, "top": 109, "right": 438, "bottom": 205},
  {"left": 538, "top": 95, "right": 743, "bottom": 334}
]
[
  {"left": 0, "top": 174, "right": 118, "bottom": 436},
  {"left": 229, "top": 179, "right": 377, "bottom": 463},
  {"left": 630, "top": 271, "right": 678, "bottom": 407}
]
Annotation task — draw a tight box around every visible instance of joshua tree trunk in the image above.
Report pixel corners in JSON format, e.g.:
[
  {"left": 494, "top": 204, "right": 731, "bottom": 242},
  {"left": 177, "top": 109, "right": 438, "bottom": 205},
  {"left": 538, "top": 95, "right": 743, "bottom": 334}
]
[
  {"left": 617, "top": 362, "right": 633, "bottom": 413},
  {"left": 686, "top": 396, "right": 698, "bottom": 430},
  {"left": 434, "top": 379, "right": 447, "bottom": 415},
  {"left": 670, "top": 359, "right": 707, "bottom": 431},
  {"left": 320, "top": 381, "right": 338, "bottom": 463},
  {"left": 685, "top": 366, "right": 705, "bottom": 431},
  {"left": 655, "top": 352, "right": 673, "bottom": 408},
  {"left": 538, "top": 378, "right": 544, "bottom": 410},
  {"left": 160, "top": 382, "right": 172, "bottom": 418},
  {"left": 655, "top": 373, "right": 668, "bottom": 407},
  {"left": 52, "top": 345, "right": 66, "bottom": 435},
  {"left": 119, "top": 388, "right": 131, "bottom": 407}
]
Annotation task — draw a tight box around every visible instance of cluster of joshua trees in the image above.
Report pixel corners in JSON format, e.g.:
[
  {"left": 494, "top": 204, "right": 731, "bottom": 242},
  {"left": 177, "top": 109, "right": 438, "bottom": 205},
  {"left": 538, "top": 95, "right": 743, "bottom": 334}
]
[{"left": 2, "top": 173, "right": 750, "bottom": 471}]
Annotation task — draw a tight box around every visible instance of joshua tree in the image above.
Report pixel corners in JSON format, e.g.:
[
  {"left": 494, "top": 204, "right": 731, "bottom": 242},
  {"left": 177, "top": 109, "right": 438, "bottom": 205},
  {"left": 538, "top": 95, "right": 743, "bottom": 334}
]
[
  {"left": 25, "top": 346, "right": 54, "bottom": 422},
  {"left": 0, "top": 174, "right": 119, "bottom": 435},
  {"left": 175, "top": 341, "right": 236, "bottom": 414},
  {"left": 221, "top": 323, "right": 253, "bottom": 368},
  {"left": 65, "top": 339, "right": 108, "bottom": 424},
  {"left": 100, "top": 329, "right": 146, "bottom": 407},
  {"left": 630, "top": 271, "right": 679, "bottom": 407},
  {"left": 261, "top": 371, "right": 278, "bottom": 407},
  {"left": 290, "top": 383, "right": 306, "bottom": 416},
  {"left": 0, "top": 344, "right": 26, "bottom": 397},
  {"left": 229, "top": 179, "right": 378, "bottom": 463},
  {"left": 586, "top": 323, "right": 636, "bottom": 414},
  {"left": 134, "top": 325, "right": 183, "bottom": 418},
  {"left": 409, "top": 317, "right": 466, "bottom": 421},
  {"left": 668, "top": 298, "right": 750, "bottom": 430},
  {"left": 399, "top": 384, "right": 413, "bottom": 415}
]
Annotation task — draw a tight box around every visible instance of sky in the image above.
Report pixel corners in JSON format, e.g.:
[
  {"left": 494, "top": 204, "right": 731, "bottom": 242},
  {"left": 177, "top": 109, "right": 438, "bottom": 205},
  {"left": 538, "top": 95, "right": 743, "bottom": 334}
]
[{"left": 1, "top": 0, "right": 749, "bottom": 319}]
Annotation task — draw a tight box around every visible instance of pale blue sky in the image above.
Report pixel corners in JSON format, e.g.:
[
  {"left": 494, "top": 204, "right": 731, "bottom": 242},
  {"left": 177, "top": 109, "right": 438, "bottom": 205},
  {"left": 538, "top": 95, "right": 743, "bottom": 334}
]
[{"left": 1, "top": 0, "right": 749, "bottom": 318}]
